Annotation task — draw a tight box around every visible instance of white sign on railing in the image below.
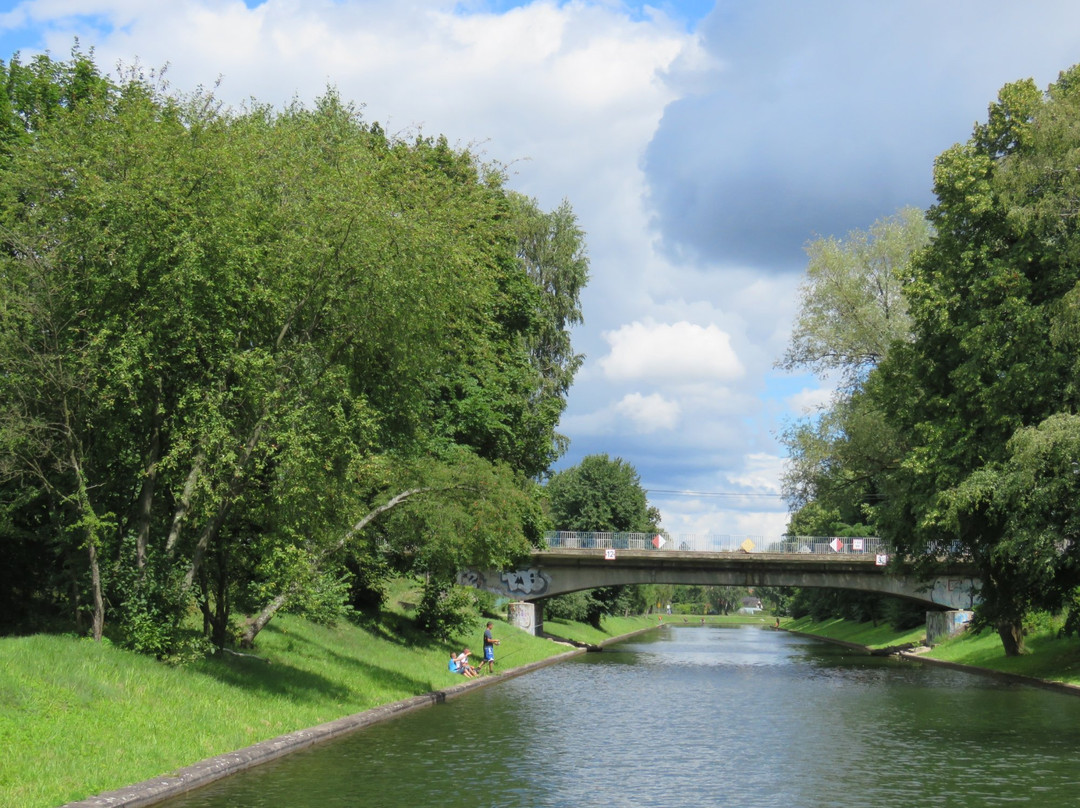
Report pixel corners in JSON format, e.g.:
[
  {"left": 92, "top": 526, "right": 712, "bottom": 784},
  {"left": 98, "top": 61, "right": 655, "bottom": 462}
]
[{"left": 542, "top": 531, "right": 886, "bottom": 556}]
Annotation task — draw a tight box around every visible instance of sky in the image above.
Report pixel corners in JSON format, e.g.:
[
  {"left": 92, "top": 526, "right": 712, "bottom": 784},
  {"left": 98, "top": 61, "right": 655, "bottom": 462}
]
[{"left": 3, "top": 0, "right": 1080, "bottom": 540}]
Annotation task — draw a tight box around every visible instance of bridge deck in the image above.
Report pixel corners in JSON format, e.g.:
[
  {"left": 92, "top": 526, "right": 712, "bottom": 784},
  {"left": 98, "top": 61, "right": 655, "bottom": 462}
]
[
  {"left": 537, "top": 547, "right": 881, "bottom": 570},
  {"left": 535, "top": 547, "right": 973, "bottom": 575}
]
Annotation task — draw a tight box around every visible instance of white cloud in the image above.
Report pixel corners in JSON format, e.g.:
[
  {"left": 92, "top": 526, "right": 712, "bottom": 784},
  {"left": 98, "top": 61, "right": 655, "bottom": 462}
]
[
  {"left": 651, "top": 499, "right": 788, "bottom": 539},
  {"left": 725, "top": 452, "right": 784, "bottom": 495},
  {"left": 614, "top": 392, "right": 681, "bottom": 433},
  {"left": 598, "top": 320, "right": 744, "bottom": 382},
  {"left": 786, "top": 386, "right": 833, "bottom": 415}
]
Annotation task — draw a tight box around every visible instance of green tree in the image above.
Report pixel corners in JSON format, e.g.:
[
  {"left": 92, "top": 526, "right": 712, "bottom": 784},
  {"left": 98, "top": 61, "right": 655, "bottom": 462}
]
[
  {"left": 0, "top": 52, "right": 584, "bottom": 650},
  {"left": 546, "top": 454, "right": 659, "bottom": 533},
  {"left": 778, "top": 206, "right": 930, "bottom": 390},
  {"left": 430, "top": 192, "right": 588, "bottom": 480},
  {"left": 544, "top": 454, "right": 660, "bottom": 627},
  {"left": 779, "top": 209, "right": 930, "bottom": 536},
  {"left": 870, "top": 67, "right": 1080, "bottom": 654}
]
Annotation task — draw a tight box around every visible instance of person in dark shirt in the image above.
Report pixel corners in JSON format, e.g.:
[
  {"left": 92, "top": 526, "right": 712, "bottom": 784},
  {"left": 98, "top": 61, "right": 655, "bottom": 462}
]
[{"left": 482, "top": 622, "right": 500, "bottom": 674}]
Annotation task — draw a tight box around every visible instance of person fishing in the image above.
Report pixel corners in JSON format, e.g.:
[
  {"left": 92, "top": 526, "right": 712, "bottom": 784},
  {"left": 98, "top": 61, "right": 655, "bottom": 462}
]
[
  {"left": 449, "top": 649, "right": 478, "bottom": 678},
  {"left": 482, "top": 622, "right": 500, "bottom": 674}
]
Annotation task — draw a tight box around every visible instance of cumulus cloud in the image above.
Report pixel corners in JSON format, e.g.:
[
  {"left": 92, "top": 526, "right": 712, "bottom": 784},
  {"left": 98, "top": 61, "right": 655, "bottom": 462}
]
[
  {"left": 598, "top": 320, "right": 744, "bottom": 382},
  {"left": 785, "top": 386, "right": 833, "bottom": 415},
  {"left": 725, "top": 452, "right": 784, "bottom": 494},
  {"left": 615, "top": 392, "right": 681, "bottom": 433},
  {"left": 648, "top": 494, "right": 788, "bottom": 538},
  {"left": 644, "top": 0, "right": 1080, "bottom": 271}
]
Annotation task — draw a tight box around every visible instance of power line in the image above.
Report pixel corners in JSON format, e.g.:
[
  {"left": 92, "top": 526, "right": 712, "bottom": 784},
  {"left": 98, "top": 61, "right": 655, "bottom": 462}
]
[{"left": 645, "top": 488, "right": 785, "bottom": 499}]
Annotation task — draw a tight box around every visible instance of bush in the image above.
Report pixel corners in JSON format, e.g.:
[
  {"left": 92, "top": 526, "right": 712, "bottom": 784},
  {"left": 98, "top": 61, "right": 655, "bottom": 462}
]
[
  {"left": 416, "top": 579, "right": 477, "bottom": 640},
  {"left": 113, "top": 551, "right": 189, "bottom": 659},
  {"left": 346, "top": 553, "right": 389, "bottom": 615},
  {"left": 543, "top": 591, "right": 593, "bottom": 622}
]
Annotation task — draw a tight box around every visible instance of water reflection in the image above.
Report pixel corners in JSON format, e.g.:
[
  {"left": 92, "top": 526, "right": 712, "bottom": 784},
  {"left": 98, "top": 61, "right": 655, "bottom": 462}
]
[{"left": 159, "top": 625, "right": 1080, "bottom": 808}]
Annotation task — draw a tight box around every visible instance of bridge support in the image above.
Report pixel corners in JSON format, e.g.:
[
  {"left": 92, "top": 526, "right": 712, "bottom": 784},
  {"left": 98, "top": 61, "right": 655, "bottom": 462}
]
[
  {"left": 926, "top": 609, "right": 973, "bottom": 645},
  {"left": 508, "top": 601, "right": 542, "bottom": 636}
]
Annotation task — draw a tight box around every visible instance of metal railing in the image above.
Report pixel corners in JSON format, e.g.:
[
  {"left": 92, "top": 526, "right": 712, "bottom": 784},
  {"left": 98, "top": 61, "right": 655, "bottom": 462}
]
[{"left": 542, "top": 531, "right": 887, "bottom": 556}]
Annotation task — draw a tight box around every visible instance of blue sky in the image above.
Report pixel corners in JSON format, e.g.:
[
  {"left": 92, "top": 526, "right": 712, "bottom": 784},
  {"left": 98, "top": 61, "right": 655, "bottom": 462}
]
[{"left": 3, "top": 0, "right": 1080, "bottom": 537}]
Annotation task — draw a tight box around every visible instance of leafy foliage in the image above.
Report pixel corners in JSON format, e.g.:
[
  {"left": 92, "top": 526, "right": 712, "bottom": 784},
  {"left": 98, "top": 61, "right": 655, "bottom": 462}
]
[
  {"left": 546, "top": 453, "right": 660, "bottom": 533},
  {"left": 0, "top": 50, "right": 587, "bottom": 651},
  {"left": 780, "top": 210, "right": 930, "bottom": 535},
  {"left": 543, "top": 454, "right": 661, "bottom": 626},
  {"left": 415, "top": 578, "right": 479, "bottom": 640},
  {"left": 778, "top": 206, "right": 930, "bottom": 390},
  {"left": 780, "top": 63, "right": 1080, "bottom": 655}
]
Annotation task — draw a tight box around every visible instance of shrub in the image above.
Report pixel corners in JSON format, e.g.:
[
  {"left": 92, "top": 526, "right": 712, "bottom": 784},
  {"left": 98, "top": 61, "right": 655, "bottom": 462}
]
[{"left": 416, "top": 579, "right": 477, "bottom": 639}]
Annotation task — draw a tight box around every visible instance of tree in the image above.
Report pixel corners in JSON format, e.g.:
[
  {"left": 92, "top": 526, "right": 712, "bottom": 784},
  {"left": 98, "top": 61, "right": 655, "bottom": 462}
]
[
  {"left": 430, "top": 192, "right": 588, "bottom": 480},
  {"left": 779, "top": 209, "right": 930, "bottom": 534},
  {"left": 546, "top": 454, "right": 659, "bottom": 533},
  {"left": 511, "top": 195, "right": 589, "bottom": 412},
  {"left": 778, "top": 206, "right": 930, "bottom": 391},
  {"left": 870, "top": 66, "right": 1080, "bottom": 654},
  {"left": 544, "top": 454, "right": 660, "bottom": 627},
  {"left": 0, "top": 51, "right": 585, "bottom": 650}
]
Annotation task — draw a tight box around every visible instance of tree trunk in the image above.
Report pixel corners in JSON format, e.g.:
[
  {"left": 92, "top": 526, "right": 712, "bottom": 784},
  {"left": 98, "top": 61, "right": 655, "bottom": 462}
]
[
  {"left": 239, "top": 486, "right": 432, "bottom": 647},
  {"left": 88, "top": 540, "right": 104, "bottom": 641},
  {"left": 165, "top": 450, "right": 205, "bottom": 558},
  {"left": 67, "top": 446, "right": 106, "bottom": 642},
  {"left": 134, "top": 383, "right": 163, "bottom": 571},
  {"left": 241, "top": 591, "right": 290, "bottom": 648},
  {"left": 997, "top": 619, "right": 1025, "bottom": 656}
]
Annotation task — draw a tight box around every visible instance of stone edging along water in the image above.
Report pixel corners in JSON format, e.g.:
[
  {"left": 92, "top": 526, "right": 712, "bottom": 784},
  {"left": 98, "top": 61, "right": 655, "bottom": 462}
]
[
  {"left": 59, "top": 627, "right": 656, "bottom": 808},
  {"left": 895, "top": 651, "right": 1080, "bottom": 697},
  {"left": 786, "top": 629, "right": 1080, "bottom": 698}
]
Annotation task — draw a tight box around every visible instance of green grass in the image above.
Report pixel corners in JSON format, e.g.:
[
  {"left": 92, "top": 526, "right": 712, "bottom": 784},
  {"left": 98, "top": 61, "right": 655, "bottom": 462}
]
[
  {"left": 786, "top": 615, "right": 1080, "bottom": 687},
  {"left": 924, "top": 625, "right": 1080, "bottom": 685},
  {"left": 0, "top": 605, "right": 613, "bottom": 808},
  {"left": 541, "top": 615, "right": 656, "bottom": 645},
  {"left": 785, "top": 616, "right": 927, "bottom": 649}
]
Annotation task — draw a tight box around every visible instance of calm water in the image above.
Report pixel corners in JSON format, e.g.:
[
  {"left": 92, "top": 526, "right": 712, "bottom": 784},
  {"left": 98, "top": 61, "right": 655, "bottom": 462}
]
[{"left": 159, "top": 626, "right": 1080, "bottom": 807}]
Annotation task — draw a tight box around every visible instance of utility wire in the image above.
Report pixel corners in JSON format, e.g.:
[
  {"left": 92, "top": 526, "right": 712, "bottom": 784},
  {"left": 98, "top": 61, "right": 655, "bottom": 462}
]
[{"left": 646, "top": 489, "right": 785, "bottom": 499}]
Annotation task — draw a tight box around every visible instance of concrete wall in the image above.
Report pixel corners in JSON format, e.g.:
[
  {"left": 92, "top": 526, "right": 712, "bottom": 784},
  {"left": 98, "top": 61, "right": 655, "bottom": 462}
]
[
  {"left": 926, "top": 609, "right": 973, "bottom": 645},
  {"left": 507, "top": 601, "right": 542, "bottom": 636}
]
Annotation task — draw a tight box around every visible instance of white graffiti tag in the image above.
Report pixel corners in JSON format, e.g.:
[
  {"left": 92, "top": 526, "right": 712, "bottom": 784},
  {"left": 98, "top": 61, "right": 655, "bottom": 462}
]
[{"left": 500, "top": 568, "right": 550, "bottom": 596}]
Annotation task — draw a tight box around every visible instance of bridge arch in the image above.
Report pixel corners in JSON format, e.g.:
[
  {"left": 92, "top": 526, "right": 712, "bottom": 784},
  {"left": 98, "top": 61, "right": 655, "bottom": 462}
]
[{"left": 462, "top": 548, "right": 979, "bottom": 612}]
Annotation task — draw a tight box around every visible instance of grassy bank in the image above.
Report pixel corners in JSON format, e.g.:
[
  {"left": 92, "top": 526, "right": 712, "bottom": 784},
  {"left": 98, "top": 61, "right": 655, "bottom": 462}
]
[
  {"left": 784, "top": 615, "right": 926, "bottom": 649},
  {"left": 0, "top": 606, "right": 627, "bottom": 808},
  {"left": 786, "top": 615, "right": 1080, "bottom": 687},
  {"left": 923, "top": 623, "right": 1080, "bottom": 686}
]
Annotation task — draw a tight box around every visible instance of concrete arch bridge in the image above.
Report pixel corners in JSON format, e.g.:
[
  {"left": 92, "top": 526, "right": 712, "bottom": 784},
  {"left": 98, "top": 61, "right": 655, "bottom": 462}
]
[{"left": 460, "top": 531, "right": 979, "bottom": 635}]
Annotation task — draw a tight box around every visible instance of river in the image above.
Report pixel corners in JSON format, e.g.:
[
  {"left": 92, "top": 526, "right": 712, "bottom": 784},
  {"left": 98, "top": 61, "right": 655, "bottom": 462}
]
[{"left": 157, "top": 625, "right": 1080, "bottom": 807}]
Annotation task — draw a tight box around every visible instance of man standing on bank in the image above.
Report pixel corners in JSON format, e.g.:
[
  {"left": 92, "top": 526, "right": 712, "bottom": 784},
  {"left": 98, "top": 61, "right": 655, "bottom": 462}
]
[{"left": 482, "top": 621, "right": 500, "bottom": 674}]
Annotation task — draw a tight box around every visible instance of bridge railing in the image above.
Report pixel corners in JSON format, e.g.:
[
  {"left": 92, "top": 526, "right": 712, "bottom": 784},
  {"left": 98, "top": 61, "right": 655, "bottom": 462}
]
[{"left": 542, "top": 531, "right": 887, "bottom": 556}]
